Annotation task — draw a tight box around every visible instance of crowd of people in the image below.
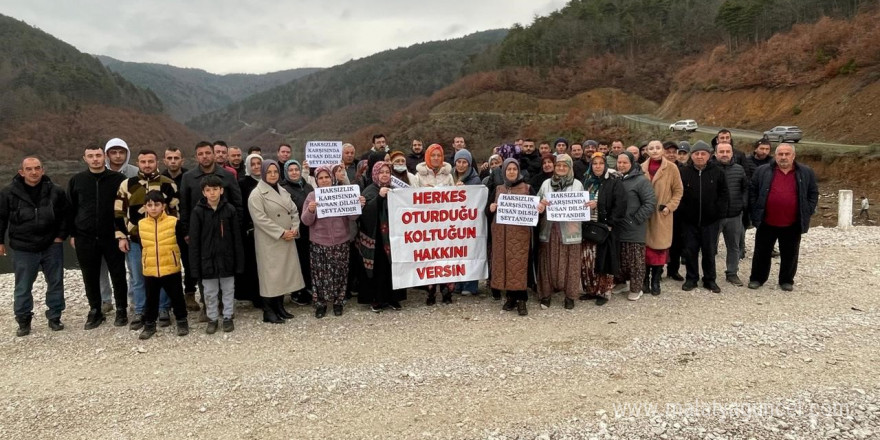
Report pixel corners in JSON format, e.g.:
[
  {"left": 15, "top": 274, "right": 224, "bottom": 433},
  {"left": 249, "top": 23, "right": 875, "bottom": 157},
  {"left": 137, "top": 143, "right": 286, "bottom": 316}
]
[{"left": 0, "top": 131, "right": 819, "bottom": 339}]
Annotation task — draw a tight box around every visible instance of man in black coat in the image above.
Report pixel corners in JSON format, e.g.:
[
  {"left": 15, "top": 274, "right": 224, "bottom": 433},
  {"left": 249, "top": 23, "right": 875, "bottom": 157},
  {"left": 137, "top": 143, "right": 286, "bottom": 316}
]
[
  {"left": 405, "top": 139, "right": 424, "bottom": 174},
  {"left": 0, "top": 158, "right": 69, "bottom": 336},
  {"left": 715, "top": 142, "right": 749, "bottom": 287},
  {"left": 518, "top": 139, "right": 542, "bottom": 180},
  {"left": 748, "top": 143, "right": 818, "bottom": 291},
  {"left": 68, "top": 145, "right": 129, "bottom": 329},
  {"left": 678, "top": 141, "right": 729, "bottom": 293}
]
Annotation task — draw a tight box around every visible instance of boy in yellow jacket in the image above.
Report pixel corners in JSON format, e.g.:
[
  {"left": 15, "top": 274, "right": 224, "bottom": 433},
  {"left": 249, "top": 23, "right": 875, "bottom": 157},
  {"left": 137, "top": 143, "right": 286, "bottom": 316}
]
[{"left": 137, "top": 191, "right": 189, "bottom": 339}]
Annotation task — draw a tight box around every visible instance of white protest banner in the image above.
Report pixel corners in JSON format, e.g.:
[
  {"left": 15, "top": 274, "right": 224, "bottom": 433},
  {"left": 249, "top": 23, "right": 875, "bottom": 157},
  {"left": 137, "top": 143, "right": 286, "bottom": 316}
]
[
  {"left": 390, "top": 176, "right": 410, "bottom": 188},
  {"left": 388, "top": 186, "right": 488, "bottom": 289},
  {"left": 305, "top": 141, "right": 343, "bottom": 167},
  {"left": 315, "top": 184, "right": 362, "bottom": 219},
  {"left": 545, "top": 191, "right": 591, "bottom": 222},
  {"left": 496, "top": 194, "right": 539, "bottom": 226}
]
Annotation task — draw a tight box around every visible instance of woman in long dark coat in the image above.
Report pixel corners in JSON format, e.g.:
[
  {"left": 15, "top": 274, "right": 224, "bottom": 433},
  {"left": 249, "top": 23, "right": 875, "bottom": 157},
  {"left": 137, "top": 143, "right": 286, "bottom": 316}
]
[
  {"left": 236, "top": 153, "right": 263, "bottom": 307},
  {"left": 358, "top": 161, "right": 406, "bottom": 312},
  {"left": 580, "top": 152, "right": 627, "bottom": 305},
  {"left": 280, "top": 159, "right": 314, "bottom": 306}
]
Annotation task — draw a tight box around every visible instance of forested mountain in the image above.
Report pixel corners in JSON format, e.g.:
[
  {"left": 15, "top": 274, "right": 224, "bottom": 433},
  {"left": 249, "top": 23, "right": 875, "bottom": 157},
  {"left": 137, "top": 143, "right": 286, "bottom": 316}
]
[
  {"left": 97, "top": 56, "right": 321, "bottom": 122},
  {"left": 0, "top": 14, "right": 199, "bottom": 161},
  {"left": 187, "top": 29, "right": 508, "bottom": 141}
]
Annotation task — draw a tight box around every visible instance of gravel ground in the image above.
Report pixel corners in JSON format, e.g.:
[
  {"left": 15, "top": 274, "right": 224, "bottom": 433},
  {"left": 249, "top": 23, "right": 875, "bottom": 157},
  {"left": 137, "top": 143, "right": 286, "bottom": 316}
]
[{"left": 1, "top": 226, "right": 878, "bottom": 439}]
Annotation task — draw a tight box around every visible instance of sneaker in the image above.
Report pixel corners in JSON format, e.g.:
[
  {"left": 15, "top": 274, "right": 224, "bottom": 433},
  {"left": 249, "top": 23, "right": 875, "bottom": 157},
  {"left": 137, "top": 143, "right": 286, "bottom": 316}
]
[
  {"left": 177, "top": 320, "right": 190, "bottom": 336},
  {"left": 333, "top": 304, "right": 343, "bottom": 316},
  {"left": 704, "top": 282, "right": 722, "bottom": 293},
  {"left": 460, "top": 290, "right": 474, "bottom": 296},
  {"left": 101, "top": 302, "right": 114, "bottom": 314},
  {"left": 612, "top": 283, "right": 629, "bottom": 294},
  {"left": 158, "top": 310, "right": 171, "bottom": 327},
  {"left": 627, "top": 290, "right": 643, "bottom": 301},
  {"left": 388, "top": 301, "right": 402, "bottom": 311},
  {"left": 748, "top": 281, "right": 762, "bottom": 290},
  {"left": 222, "top": 318, "right": 234, "bottom": 332},
  {"left": 681, "top": 280, "right": 697, "bottom": 291},
  {"left": 139, "top": 324, "right": 156, "bottom": 340},
  {"left": 564, "top": 298, "right": 575, "bottom": 310},
  {"left": 441, "top": 293, "right": 453, "bottom": 305},
  {"left": 668, "top": 272, "right": 684, "bottom": 281},
  {"left": 779, "top": 283, "right": 794, "bottom": 292},
  {"left": 129, "top": 313, "right": 144, "bottom": 330},
  {"left": 206, "top": 320, "right": 219, "bottom": 334},
  {"left": 370, "top": 303, "right": 383, "bottom": 313},
  {"left": 726, "top": 274, "right": 744, "bottom": 287},
  {"left": 539, "top": 298, "right": 551, "bottom": 309}
]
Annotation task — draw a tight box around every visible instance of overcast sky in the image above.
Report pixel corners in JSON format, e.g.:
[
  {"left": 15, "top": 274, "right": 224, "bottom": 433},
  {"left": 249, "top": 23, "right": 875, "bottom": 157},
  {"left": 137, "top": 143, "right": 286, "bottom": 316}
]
[{"left": 5, "top": 0, "right": 567, "bottom": 74}]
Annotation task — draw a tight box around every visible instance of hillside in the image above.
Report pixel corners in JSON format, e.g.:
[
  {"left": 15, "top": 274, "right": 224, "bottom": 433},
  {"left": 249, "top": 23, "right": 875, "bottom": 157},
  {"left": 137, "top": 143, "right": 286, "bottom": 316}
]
[
  {"left": 0, "top": 14, "right": 201, "bottom": 162},
  {"left": 187, "top": 30, "right": 508, "bottom": 143},
  {"left": 97, "top": 56, "right": 321, "bottom": 122}
]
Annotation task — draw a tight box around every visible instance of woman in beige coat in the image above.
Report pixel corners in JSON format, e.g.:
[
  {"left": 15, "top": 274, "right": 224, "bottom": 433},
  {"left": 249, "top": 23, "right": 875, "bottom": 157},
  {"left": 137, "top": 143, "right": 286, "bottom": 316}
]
[
  {"left": 248, "top": 159, "right": 305, "bottom": 323},
  {"left": 640, "top": 140, "right": 683, "bottom": 296}
]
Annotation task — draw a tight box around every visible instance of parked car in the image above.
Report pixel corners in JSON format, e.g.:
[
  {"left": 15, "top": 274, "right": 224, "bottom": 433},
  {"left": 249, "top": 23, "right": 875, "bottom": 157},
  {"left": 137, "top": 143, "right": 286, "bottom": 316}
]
[
  {"left": 763, "top": 126, "right": 803, "bottom": 143},
  {"left": 669, "top": 119, "right": 699, "bottom": 132}
]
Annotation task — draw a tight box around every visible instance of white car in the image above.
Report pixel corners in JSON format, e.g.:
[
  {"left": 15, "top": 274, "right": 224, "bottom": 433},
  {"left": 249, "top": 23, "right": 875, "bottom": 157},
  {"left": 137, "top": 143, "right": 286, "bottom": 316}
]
[{"left": 669, "top": 119, "right": 699, "bottom": 132}]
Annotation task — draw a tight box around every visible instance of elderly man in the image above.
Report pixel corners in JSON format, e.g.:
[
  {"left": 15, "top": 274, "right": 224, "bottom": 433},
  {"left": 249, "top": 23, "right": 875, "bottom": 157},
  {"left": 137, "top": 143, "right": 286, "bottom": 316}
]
[
  {"left": 0, "top": 158, "right": 69, "bottom": 336},
  {"left": 748, "top": 144, "right": 818, "bottom": 291}
]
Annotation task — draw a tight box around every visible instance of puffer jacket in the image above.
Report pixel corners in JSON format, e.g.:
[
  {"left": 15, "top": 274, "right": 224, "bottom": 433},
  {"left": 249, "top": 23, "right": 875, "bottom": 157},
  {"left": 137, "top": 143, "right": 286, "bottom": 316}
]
[
  {"left": 188, "top": 199, "right": 244, "bottom": 279},
  {"left": 617, "top": 166, "right": 657, "bottom": 244},
  {"left": 138, "top": 212, "right": 182, "bottom": 277},
  {"left": 717, "top": 161, "right": 748, "bottom": 218}
]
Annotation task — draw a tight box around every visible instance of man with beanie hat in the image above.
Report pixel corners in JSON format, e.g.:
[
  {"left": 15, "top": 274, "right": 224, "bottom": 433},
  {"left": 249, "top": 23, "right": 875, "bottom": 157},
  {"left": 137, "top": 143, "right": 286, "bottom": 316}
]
[
  {"left": 584, "top": 140, "right": 598, "bottom": 157},
  {"left": 554, "top": 138, "right": 569, "bottom": 156},
  {"left": 677, "top": 141, "right": 691, "bottom": 166},
  {"left": 678, "top": 140, "right": 729, "bottom": 293}
]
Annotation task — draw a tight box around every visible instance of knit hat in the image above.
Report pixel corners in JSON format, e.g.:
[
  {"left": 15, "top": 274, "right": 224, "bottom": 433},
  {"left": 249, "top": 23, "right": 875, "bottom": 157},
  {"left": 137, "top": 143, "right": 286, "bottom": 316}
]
[
  {"left": 662, "top": 141, "right": 678, "bottom": 151},
  {"left": 584, "top": 140, "right": 598, "bottom": 147},
  {"left": 690, "top": 140, "right": 711, "bottom": 154},
  {"left": 554, "top": 138, "right": 569, "bottom": 148},
  {"left": 453, "top": 149, "right": 473, "bottom": 165},
  {"left": 678, "top": 141, "right": 691, "bottom": 153}
]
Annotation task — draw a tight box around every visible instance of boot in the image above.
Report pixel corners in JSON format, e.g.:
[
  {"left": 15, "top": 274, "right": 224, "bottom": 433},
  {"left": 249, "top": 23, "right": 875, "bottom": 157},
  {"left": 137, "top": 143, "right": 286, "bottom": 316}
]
[
  {"left": 206, "top": 320, "right": 219, "bottom": 334},
  {"left": 262, "top": 299, "right": 284, "bottom": 324},
  {"left": 84, "top": 309, "right": 105, "bottom": 330},
  {"left": 642, "top": 270, "right": 651, "bottom": 295},
  {"left": 139, "top": 322, "right": 157, "bottom": 340},
  {"left": 502, "top": 296, "right": 517, "bottom": 311},
  {"left": 441, "top": 292, "right": 453, "bottom": 304},
  {"left": 491, "top": 289, "right": 502, "bottom": 300},
  {"left": 517, "top": 300, "right": 528, "bottom": 316},
  {"left": 333, "top": 304, "right": 343, "bottom": 316},
  {"left": 184, "top": 292, "right": 200, "bottom": 311},
  {"left": 114, "top": 308, "right": 128, "bottom": 327},
  {"left": 651, "top": 266, "right": 662, "bottom": 296},
  {"left": 275, "top": 297, "right": 293, "bottom": 319},
  {"left": 426, "top": 286, "right": 437, "bottom": 306},
  {"left": 176, "top": 319, "right": 189, "bottom": 336},
  {"left": 315, "top": 304, "right": 327, "bottom": 319},
  {"left": 15, "top": 314, "right": 32, "bottom": 337}
]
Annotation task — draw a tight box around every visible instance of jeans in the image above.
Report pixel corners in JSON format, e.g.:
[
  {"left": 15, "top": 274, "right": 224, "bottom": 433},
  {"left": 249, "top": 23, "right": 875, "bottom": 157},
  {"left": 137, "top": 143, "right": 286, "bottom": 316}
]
[
  {"left": 203, "top": 277, "right": 235, "bottom": 321},
  {"left": 718, "top": 216, "right": 743, "bottom": 277},
  {"left": 456, "top": 280, "right": 479, "bottom": 294},
  {"left": 12, "top": 243, "right": 65, "bottom": 319},
  {"left": 682, "top": 221, "right": 721, "bottom": 283},
  {"left": 750, "top": 223, "right": 802, "bottom": 286},
  {"left": 75, "top": 236, "right": 128, "bottom": 311},
  {"left": 127, "top": 242, "right": 170, "bottom": 314}
]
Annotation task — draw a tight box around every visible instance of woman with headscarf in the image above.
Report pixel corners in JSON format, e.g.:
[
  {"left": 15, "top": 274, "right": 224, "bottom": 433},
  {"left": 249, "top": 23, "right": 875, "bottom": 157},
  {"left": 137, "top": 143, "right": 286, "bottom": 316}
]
[
  {"left": 235, "top": 153, "right": 264, "bottom": 307},
  {"left": 536, "top": 154, "right": 585, "bottom": 310},
  {"left": 388, "top": 150, "right": 414, "bottom": 187},
  {"left": 613, "top": 151, "right": 657, "bottom": 301},
  {"left": 487, "top": 159, "right": 536, "bottom": 315},
  {"left": 580, "top": 152, "right": 627, "bottom": 305},
  {"left": 450, "top": 148, "right": 482, "bottom": 296},
  {"left": 358, "top": 161, "right": 406, "bottom": 312},
  {"left": 412, "top": 143, "right": 456, "bottom": 304},
  {"left": 413, "top": 143, "right": 454, "bottom": 188},
  {"left": 640, "top": 140, "right": 683, "bottom": 296},
  {"left": 301, "top": 166, "right": 364, "bottom": 318},
  {"left": 528, "top": 153, "right": 555, "bottom": 191},
  {"left": 280, "top": 159, "right": 314, "bottom": 306},
  {"left": 354, "top": 159, "right": 369, "bottom": 190},
  {"left": 248, "top": 159, "right": 305, "bottom": 323}
]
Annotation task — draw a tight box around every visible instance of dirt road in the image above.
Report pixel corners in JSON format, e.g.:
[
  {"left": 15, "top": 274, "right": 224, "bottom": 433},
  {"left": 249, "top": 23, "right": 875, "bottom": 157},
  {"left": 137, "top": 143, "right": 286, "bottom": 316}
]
[{"left": 1, "top": 226, "right": 878, "bottom": 439}]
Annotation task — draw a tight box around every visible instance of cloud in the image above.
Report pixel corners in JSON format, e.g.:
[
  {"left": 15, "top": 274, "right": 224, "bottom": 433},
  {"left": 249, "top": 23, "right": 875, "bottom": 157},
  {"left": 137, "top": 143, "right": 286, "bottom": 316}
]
[{"left": 4, "top": 0, "right": 568, "bottom": 73}]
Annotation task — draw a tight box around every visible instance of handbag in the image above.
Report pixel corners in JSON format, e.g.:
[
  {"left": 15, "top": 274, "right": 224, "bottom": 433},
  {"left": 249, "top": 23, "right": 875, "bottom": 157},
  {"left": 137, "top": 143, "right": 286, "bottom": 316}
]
[{"left": 582, "top": 220, "right": 610, "bottom": 244}]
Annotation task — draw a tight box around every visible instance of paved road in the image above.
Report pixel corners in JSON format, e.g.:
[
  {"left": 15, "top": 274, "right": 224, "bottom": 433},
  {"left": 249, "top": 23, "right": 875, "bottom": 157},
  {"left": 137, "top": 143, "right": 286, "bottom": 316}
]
[{"left": 622, "top": 114, "right": 868, "bottom": 149}]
